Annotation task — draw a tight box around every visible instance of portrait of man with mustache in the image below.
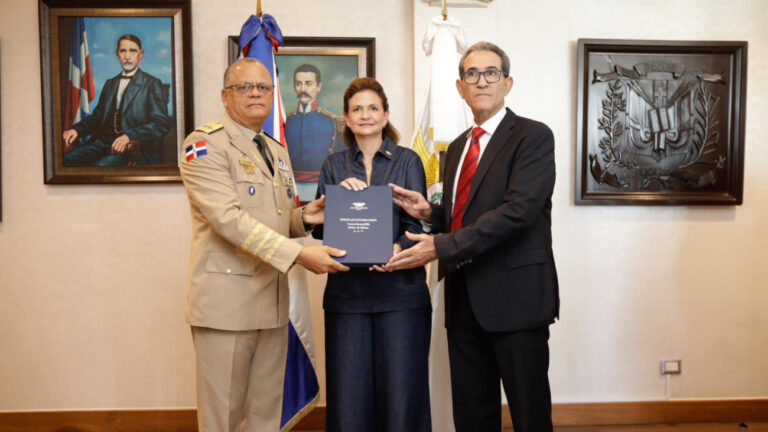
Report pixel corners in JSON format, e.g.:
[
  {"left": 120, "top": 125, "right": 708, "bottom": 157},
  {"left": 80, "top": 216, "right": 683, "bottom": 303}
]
[
  {"left": 62, "top": 33, "right": 170, "bottom": 167},
  {"left": 285, "top": 63, "right": 344, "bottom": 185}
]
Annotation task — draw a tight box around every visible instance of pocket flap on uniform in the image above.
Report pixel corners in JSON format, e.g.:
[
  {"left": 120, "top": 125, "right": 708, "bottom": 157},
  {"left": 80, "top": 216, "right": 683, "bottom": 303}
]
[
  {"left": 506, "top": 249, "right": 548, "bottom": 269},
  {"left": 205, "top": 252, "right": 255, "bottom": 275},
  {"left": 236, "top": 165, "right": 264, "bottom": 184}
]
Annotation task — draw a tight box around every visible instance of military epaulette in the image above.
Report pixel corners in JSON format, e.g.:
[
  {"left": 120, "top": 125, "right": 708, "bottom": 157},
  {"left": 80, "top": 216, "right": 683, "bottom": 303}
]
[
  {"left": 286, "top": 108, "right": 298, "bottom": 117},
  {"left": 334, "top": 115, "right": 346, "bottom": 131},
  {"left": 195, "top": 121, "right": 224, "bottom": 134},
  {"left": 317, "top": 107, "right": 338, "bottom": 119}
]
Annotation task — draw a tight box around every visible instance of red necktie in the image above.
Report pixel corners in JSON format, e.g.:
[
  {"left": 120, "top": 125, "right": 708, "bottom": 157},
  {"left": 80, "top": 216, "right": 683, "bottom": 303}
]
[{"left": 451, "top": 127, "right": 485, "bottom": 232}]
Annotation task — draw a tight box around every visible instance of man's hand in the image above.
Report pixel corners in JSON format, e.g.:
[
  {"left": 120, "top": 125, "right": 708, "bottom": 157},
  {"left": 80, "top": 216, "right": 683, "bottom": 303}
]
[
  {"left": 62, "top": 129, "right": 78, "bottom": 150},
  {"left": 296, "top": 245, "right": 350, "bottom": 274},
  {"left": 303, "top": 195, "right": 325, "bottom": 226},
  {"left": 390, "top": 183, "right": 432, "bottom": 222},
  {"left": 370, "top": 243, "right": 402, "bottom": 273},
  {"left": 111, "top": 134, "right": 132, "bottom": 154},
  {"left": 385, "top": 232, "right": 438, "bottom": 271},
  {"left": 340, "top": 177, "right": 367, "bottom": 191}
]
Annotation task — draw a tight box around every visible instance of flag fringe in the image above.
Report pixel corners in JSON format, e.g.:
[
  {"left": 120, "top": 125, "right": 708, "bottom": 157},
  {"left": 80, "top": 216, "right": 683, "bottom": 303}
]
[{"left": 279, "top": 392, "right": 320, "bottom": 432}]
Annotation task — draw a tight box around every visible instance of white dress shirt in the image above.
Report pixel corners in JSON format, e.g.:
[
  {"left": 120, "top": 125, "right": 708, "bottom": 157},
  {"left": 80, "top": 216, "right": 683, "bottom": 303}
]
[
  {"left": 116, "top": 68, "right": 139, "bottom": 108},
  {"left": 450, "top": 107, "right": 507, "bottom": 204}
]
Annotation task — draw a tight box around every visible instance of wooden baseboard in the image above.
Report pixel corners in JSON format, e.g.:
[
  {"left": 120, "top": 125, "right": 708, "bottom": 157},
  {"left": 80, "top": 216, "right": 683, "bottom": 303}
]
[
  {"left": 0, "top": 409, "right": 197, "bottom": 432},
  {"left": 550, "top": 399, "right": 768, "bottom": 426},
  {"left": 1, "top": 399, "right": 766, "bottom": 431}
]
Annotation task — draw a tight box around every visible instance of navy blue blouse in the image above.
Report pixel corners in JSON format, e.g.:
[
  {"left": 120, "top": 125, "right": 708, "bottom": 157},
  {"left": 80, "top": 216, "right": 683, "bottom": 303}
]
[{"left": 313, "top": 138, "right": 431, "bottom": 313}]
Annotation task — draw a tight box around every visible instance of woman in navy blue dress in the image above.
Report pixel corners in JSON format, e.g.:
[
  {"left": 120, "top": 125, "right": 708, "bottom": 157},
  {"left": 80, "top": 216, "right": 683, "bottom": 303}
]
[{"left": 313, "top": 77, "right": 431, "bottom": 431}]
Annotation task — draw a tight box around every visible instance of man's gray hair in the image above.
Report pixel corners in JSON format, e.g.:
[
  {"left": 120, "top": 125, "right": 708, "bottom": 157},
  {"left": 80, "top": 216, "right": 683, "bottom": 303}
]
[
  {"left": 458, "top": 41, "right": 510, "bottom": 78},
  {"left": 223, "top": 58, "right": 266, "bottom": 88}
]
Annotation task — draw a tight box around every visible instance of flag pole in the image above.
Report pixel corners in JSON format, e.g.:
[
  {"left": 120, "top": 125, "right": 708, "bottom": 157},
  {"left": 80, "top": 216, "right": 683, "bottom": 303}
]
[
  {"left": 257, "top": 0, "right": 263, "bottom": 17},
  {"left": 441, "top": 0, "right": 448, "bottom": 20}
]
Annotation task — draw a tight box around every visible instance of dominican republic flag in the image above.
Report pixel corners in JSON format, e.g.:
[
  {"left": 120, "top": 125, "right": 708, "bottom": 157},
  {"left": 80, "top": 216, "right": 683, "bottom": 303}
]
[
  {"left": 63, "top": 17, "right": 95, "bottom": 142},
  {"left": 238, "top": 14, "right": 286, "bottom": 145},
  {"left": 185, "top": 141, "right": 207, "bottom": 162},
  {"left": 238, "top": 15, "right": 320, "bottom": 431}
]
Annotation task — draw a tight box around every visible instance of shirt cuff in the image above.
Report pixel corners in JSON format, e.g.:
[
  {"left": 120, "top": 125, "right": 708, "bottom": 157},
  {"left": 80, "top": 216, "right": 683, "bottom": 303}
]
[
  {"left": 300, "top": 207, "right": 314, "bottom": 233},
  {"left": 420, "top": 220, "right": 433, "bottom": 233}
]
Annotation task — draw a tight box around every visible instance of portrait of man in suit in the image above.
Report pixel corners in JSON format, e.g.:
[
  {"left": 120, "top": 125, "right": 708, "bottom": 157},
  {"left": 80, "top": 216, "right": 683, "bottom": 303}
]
[{"left": 62, "top": 33, "right": 170, "bottom": 167}]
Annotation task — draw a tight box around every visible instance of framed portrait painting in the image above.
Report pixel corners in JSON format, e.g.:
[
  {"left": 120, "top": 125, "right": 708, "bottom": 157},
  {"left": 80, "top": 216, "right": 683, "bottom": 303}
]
[
  {"left": 0, "top": 47, "right": 2, "bottom": 221},
  {"left": 228, "top": 36, "right": 375, "bottom": 203},
  {"left": 39, "top": 0, "right": 193, "bottom": 184},
  {"left": 576, "top": 39, "right": 747, "bottom": 205}
]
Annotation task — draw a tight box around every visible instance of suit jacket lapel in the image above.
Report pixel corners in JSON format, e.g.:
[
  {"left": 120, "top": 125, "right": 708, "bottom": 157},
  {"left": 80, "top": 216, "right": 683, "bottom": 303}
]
[
  {"left": 222, "top": 116, "right": 273, "bottom": 177},
  {"left": 466, "top": 109, "right": 516, "bottom": 209},
  {"left": 101, "top": 76, "right": 119, "bottom": 121},
  {"left": 120, "top": 69, "right": 145, "bottom": 110},
  {"left": 264, "top": 138, "right": 280, "bottom": 173}
]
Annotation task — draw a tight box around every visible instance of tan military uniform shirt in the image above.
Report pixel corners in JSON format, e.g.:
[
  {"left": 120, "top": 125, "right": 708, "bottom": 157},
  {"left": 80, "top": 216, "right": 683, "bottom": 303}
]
[{"left": 180, "top": 114, "right": 305, "bottom": 331}]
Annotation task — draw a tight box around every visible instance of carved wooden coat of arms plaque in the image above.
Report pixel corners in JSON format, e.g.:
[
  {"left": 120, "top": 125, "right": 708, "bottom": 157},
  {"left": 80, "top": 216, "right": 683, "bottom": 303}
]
[{"left": 576, "top": 39, "right": 747, "bottom": 205}]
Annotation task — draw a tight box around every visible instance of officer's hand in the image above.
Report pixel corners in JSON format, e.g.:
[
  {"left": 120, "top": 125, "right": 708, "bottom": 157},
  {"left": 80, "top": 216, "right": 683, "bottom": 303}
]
[
  {"left": 62, "top": 129, "right": 78, "bottom": 149},
  {"left": 296, "top": 246, "right": 349, "bottom": 274},
  {"left": 390, "top": 183, "right": 433, "bottom": 222},
  {"left": 340, "top": 177, "right": 367, "bottom": 191},
  {"left": 303, "top": 195, "right": 325, "bottom": 226},
  {"left": 111, "top": 134, "right": 132, "bottom": 154}
]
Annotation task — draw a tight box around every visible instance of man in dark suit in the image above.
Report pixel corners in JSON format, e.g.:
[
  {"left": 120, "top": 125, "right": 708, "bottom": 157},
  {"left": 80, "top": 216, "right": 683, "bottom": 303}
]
[
  {"left": 388, "top": 41, "right": 559, "bottom": 432},
  {"left": 62, "top": 34, "right": 170, "bottom": 166}
]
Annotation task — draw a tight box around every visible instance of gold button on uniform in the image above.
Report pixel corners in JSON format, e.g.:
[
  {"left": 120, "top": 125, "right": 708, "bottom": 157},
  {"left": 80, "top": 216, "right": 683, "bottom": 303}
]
[
  {"left": 277, "top": 209, "right": 283, "bottom": 215},
  {"left": 226, "top": 269, "right": 232, "bottom": 275},
  {"left": 273, "top": 182, "right": 278, "bottom": 188}
]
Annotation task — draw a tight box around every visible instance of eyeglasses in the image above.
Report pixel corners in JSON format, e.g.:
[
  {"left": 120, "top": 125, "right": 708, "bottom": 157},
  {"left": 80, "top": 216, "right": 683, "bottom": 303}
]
[
  {"left": 225, "top": 82, "right": 274, "bottom": 95},
  {"left": 460, "top": 68, "right": 505, "bottom": 85}
]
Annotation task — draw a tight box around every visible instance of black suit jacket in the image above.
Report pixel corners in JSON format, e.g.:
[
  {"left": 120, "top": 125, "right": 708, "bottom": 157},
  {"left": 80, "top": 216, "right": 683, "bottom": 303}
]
[
  {"left": 433, "top": 108, "right": 559, "bottom": 332},
  {"left": 73, "top": 68, "right": 170, "bottom": 147}
]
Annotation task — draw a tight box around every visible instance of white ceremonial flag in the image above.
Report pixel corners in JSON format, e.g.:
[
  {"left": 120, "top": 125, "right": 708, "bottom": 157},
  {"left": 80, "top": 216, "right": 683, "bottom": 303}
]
[{"left": 410, "top": 15, "right": 469, "bottom": 432}]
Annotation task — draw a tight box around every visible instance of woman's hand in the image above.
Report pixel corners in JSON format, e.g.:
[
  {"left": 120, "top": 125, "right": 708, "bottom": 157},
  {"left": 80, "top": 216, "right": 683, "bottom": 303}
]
[{"left": 340, "top": 177, "right": 368, "bottom": 191}]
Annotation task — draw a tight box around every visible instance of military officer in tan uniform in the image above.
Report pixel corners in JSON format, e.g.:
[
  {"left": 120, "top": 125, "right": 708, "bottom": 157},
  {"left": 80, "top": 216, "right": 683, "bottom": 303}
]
[{"left": 180, "top": 57, "right": 349, "bottom": 432}]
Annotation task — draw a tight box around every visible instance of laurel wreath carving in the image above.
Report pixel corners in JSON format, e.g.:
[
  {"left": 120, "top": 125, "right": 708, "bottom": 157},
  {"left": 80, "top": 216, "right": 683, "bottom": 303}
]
[
  {"left": 597, "top": 80, "right": 637, "bottom": 170},
  {"left": 680, "top": 81, "right": 720, "bottom": 168}
]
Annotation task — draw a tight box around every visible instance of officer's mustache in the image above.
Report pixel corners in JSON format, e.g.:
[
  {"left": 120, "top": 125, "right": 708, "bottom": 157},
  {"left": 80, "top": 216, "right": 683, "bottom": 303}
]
[{"left": 296, "top": 92, "right": 311, "bottom": 99}]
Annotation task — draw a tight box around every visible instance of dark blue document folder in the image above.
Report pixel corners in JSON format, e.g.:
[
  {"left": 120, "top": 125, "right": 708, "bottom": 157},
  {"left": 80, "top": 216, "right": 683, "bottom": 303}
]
[{"left": 324, "top": 185, "right": 393, "bottom": 266}]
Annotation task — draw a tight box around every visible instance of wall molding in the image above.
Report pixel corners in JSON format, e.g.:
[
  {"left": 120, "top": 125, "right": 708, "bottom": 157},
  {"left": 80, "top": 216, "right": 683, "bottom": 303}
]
[{"left": 1, "top": 399, "right": 766, "bottom": 431}]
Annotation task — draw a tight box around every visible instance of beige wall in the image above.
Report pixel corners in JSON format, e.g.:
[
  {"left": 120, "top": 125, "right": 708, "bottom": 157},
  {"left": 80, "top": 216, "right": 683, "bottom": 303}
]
[
  {"left": 0, "top": 0, "right": 766, "bottom": 412},
  {"left": 0, "top": 0, "right": 412, "bottom": 410}
]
